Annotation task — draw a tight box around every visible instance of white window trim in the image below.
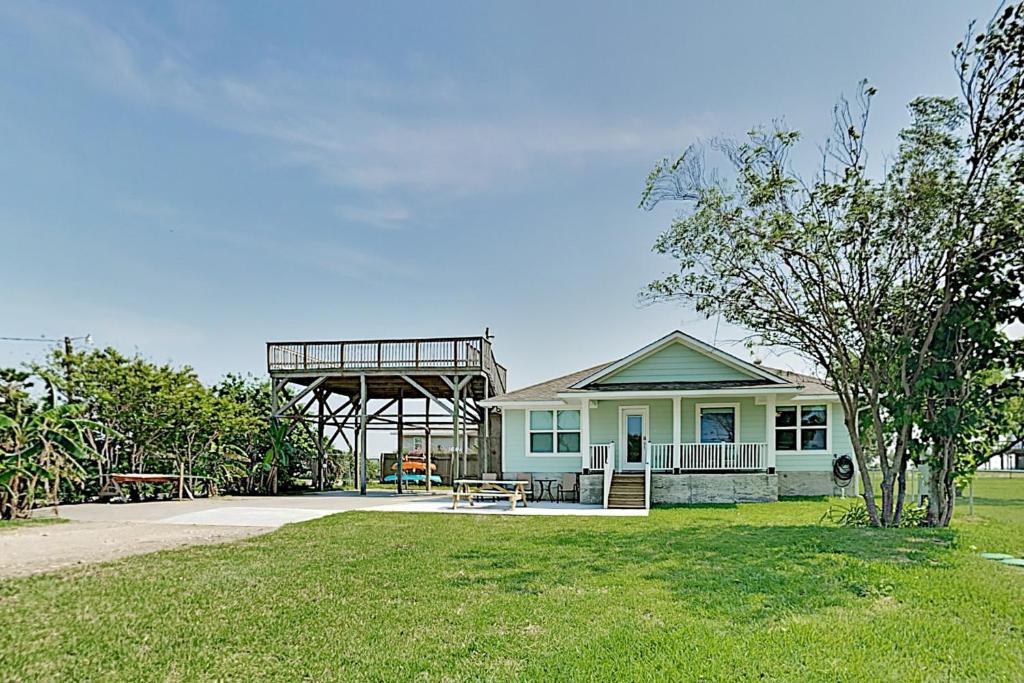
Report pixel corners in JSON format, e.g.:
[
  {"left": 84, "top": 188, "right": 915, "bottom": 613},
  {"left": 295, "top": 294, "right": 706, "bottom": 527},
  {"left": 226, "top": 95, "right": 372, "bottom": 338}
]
[
  {"left": 695, "top": 402, "right": 741, "bottom": 444},
  {"left": 774, "top": 402, "right": 832, "bottom": 454},
  {"left": 525, "top": 408, "right": 582, "bottom": 457}
]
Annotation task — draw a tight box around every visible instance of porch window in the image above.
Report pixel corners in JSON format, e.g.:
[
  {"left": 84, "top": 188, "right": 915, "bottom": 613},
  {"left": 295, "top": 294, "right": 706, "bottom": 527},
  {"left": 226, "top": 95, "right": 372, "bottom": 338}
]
[
  {"left": 529, "top": 410, "right": 580, "bottom": 454},
  {"left": 699, "top": 406, "right": 736, "bottom": 443},
  {"left": 775, "top": 404, "right": 828, "bottom": 451}
]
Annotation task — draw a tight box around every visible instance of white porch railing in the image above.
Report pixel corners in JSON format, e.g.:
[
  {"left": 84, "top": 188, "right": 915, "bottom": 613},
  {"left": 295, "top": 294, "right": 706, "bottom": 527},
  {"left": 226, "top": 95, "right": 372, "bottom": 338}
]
[
  {"left": 647, "top": 443, "right": 674, "bottom": 471},
  {"left": 587, "top": 443, "right": 613, "bottom": 471},
  {"left": 602, "top": 444, "right": 615, "bottom": 509},
  {"left": 677, "top": 442, "right": 767, "bottom": 470},
  {"left": 644, "top": 461, "right": 651, "bottom": 510}
]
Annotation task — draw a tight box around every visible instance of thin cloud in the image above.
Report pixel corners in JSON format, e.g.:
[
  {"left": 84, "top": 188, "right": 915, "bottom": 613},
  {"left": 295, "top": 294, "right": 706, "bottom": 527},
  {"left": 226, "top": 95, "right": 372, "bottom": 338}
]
[{"left": 2, "top": 2, "right": 708, "bottom": 197}]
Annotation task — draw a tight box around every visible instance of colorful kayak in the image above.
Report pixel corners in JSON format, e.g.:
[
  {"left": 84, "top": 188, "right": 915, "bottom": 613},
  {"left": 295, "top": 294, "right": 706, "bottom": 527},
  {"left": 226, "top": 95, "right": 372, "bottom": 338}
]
[
  {"left": 383, "top": 473, "right": 442, "bottom": 485},
  {"left": 391, "top": 460, "right": 437, "bottom": 472}
]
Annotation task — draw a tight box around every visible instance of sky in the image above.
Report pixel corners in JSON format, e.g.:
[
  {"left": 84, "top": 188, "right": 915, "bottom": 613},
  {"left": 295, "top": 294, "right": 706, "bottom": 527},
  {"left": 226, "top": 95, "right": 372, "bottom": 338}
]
[{"left": 0, "top": 1, "right": 999, "bottom": 397}]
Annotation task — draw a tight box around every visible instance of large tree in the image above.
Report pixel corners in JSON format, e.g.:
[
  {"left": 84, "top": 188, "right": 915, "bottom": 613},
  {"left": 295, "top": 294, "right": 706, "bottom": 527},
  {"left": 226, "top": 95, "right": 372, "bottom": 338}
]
[{"left": 639, "top": 3, "right": 1024, "bottom": 526}]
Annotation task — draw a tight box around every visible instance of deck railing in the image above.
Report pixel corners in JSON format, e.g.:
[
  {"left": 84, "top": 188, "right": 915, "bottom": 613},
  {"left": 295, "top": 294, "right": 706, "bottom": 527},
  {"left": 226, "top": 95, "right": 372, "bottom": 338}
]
[{"left": 267, "top": 336, "right": 507, "bottom": 393}]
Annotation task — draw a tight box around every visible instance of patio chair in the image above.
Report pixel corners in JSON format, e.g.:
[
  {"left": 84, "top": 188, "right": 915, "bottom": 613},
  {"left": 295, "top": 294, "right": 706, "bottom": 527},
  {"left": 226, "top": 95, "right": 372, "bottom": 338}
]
[
  {"left": 514, "top": 473, "right": 536, "bottom": 502},
  {"left": 556, "top": 473, "right": 579, "bottom": 503}
]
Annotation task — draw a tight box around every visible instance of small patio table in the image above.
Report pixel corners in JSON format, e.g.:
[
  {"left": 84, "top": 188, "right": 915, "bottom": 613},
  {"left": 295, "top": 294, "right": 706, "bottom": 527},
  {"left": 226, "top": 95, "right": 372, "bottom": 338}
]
[
  {"left": 534, "top": 478, "right": 557, "bottom": 502},
  {"left": 451, "top": 479, "right": 529, "bottom": 510}
]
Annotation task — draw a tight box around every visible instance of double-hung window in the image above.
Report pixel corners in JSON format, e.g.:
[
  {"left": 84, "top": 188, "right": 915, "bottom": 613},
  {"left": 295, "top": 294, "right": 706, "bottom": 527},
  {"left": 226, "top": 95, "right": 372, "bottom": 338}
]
[
  {"left": 529, "top": 409, "right": 581, "bottom": 454},
  {"left": 775, "top": 404, "right": 828, "bottom": 451}
]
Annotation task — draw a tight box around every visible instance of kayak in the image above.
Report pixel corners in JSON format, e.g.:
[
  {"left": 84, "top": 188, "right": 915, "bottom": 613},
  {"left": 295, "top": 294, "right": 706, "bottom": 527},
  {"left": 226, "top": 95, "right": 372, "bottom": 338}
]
[
  {"left": 391, "top": 460, "right": 437, "bottom": 472},
  {"left": 383, "top": 473, "right": 442, "bottom": 485}
]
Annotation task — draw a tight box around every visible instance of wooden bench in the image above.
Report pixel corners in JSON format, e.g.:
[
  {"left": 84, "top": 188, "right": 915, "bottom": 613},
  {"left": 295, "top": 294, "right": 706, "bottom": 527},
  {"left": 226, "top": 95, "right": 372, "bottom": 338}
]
[
  {"left": 98, "top": 472, "right": 214, "bottom": 502},
  {"left": 451, "top": 479, "right": 529, "bottom": 510}
]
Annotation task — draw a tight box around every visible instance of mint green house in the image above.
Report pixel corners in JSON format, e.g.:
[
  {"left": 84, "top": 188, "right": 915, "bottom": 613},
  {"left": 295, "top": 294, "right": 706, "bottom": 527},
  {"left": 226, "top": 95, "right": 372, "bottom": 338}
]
[{"left": 480, "top": 331, "right": 856, "bottom": 507}]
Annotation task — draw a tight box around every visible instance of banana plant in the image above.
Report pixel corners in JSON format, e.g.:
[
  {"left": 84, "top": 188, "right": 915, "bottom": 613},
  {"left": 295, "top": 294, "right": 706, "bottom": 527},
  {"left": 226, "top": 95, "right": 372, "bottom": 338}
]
[{"left": 0, "top": 404, "right": 106, "bottom": 519}]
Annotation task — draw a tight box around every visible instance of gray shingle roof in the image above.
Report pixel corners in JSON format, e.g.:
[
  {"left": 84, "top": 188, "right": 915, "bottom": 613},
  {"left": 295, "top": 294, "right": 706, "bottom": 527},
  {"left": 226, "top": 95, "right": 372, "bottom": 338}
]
[{"left": 485, "top": 362, "right": 836, "bottom": 403}]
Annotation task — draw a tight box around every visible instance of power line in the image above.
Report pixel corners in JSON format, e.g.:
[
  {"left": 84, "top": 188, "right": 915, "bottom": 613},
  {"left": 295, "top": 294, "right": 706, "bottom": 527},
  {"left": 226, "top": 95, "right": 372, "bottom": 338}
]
[{"left": 0, "top": 335, "right": 92, "bottom": 343}]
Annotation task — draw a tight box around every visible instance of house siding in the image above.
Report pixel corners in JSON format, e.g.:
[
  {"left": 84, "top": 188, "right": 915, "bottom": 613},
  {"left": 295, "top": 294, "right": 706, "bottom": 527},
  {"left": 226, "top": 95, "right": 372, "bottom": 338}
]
[
  {"left": 596, "top": 342, "right": 752, "bottom": 383},
  {"left": 502, "top": 408, "right": 584, "bottom": 474}
]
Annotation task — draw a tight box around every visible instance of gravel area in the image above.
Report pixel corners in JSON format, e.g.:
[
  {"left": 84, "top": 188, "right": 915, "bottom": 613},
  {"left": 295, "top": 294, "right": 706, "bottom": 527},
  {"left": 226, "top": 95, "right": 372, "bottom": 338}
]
[{"left": 0, "top": 520, "right": 268, "bottom": 579}]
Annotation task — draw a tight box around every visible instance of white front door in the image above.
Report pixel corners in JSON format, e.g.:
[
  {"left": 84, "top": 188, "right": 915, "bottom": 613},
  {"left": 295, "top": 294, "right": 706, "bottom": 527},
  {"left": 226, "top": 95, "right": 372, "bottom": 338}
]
[{"left": 619, "top": 407, "right": 649, "bottom": 471}]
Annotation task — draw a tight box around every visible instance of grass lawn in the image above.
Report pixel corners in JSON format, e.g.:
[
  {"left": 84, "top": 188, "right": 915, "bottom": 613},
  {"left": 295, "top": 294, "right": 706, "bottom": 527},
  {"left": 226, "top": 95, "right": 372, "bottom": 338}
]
[{"left": 2, "top": 478, "right": 1024, "bottom": 681}]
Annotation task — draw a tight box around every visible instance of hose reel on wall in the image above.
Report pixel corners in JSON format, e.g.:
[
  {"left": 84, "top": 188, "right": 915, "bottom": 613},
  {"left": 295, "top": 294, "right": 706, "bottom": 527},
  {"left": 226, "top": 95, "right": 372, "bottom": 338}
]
[{"left": 832, "top": 454, "right": 855, "bottom": 491}]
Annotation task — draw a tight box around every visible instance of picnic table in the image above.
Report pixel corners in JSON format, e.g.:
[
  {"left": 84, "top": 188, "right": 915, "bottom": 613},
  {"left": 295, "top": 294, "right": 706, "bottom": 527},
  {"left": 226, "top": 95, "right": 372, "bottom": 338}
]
[
  {"left": 98, "top": 472, "right": 214, "bottom": 502},
  {"left": 451, "top": 479, "right": 530, "bottom": 510}
]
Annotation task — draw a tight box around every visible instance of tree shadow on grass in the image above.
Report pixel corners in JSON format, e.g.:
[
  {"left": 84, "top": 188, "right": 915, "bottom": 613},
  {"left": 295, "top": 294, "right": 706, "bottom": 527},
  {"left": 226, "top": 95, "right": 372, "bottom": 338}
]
[{"left": 446, "top": 520, "right": 956, "bottom": 623}]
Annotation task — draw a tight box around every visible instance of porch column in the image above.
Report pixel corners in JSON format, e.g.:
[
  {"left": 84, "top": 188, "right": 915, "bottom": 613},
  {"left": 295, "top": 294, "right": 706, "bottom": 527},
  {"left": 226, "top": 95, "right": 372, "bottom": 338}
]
[
  {"left": 672, "top": 396, "right": 681, "bottom": 472},
  {"left": 580, "top": 399, "right": 591, "bottom": 472},
  {"left": 766, "top": 394, "right": 777, "bottom": 472}
]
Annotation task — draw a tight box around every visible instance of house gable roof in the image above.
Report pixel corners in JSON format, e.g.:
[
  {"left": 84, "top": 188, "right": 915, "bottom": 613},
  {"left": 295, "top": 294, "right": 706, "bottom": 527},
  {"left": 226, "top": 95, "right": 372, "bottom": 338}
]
[
  {"left": 569, "top": 330, "right": 788, "bottom": 389},
  {"left": 481, "top": 331, "right": 841, "bottom": 405}
]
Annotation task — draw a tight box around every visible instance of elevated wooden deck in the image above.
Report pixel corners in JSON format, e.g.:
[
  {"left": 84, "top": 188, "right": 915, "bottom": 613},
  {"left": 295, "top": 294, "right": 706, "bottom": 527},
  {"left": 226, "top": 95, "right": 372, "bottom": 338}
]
[{"left": 267, "top": 335, "right": 507, "bottom": 399}]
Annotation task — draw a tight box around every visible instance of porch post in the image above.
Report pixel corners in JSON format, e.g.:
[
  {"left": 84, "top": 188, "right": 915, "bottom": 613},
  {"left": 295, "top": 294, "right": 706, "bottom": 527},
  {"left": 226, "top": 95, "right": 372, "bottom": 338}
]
[
  {"left": 580, "top": 399, "right": 591, "bottom": 472},
  {"left": 766, "top": 394, "right": 777, "bottom": 472},
  {"left": 672, "top": 396, "right": 681, "bottom": 473}
]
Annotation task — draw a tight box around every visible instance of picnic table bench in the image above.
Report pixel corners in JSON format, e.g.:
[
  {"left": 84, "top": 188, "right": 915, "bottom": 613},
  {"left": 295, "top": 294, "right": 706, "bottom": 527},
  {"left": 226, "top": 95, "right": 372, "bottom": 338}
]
[
  {"left": 98, "top": 472, "right": 214, "bottom": 502},
  {"left": 451, "top": 479, "right": 530, "bottom": 510}
]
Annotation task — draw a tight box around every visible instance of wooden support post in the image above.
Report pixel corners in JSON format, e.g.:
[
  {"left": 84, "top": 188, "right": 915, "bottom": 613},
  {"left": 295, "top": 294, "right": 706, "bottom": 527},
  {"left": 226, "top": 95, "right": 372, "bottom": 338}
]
[
  {"left": 480, "top": 398, "right": 490, "bottom": 476},
  {"left": 351, "top": 396, "right": 359, "bottom": 491},
  {"left": 425, "top": 398, "right": 433, "bottom": 493},
  {"left": 396, "top": 389, "right": 404, "bottom": 494},
  {"left": 451, "top": 376, "right": 460, "bottom": 485},
  {"left": 462, "top": 394, "right": 469, "bottom": 477},
  {"left": 316, "top": 389, "right": 326, "bottom": 491},
  {"left": 359, "top": 374, "right": 368, "bottom": 496}
]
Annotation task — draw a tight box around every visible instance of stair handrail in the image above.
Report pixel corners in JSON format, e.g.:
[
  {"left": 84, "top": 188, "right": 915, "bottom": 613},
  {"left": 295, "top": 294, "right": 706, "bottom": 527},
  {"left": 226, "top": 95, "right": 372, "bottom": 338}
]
[
  {"left": 602, "top": 443, "right": 615, "bottom": 509},
  {"left": 644, "top": 460, "right": 652, "bottom": 511}
]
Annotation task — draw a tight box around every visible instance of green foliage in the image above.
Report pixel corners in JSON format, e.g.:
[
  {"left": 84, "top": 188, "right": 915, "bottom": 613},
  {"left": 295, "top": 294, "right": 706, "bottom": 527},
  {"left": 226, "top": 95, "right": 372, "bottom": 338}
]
[
  {"left": 0, "top": 403, "right": 103, "bottom": 519},
  {"left": 822, "top": 501, "right": 927, "bottom": 528},
  {"left": 0, "top": 346, "right": 341, "bottom": 511}
]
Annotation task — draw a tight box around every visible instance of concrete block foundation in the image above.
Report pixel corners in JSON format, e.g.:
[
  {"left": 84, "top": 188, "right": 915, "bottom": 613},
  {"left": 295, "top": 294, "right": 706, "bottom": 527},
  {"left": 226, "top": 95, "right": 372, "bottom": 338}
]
[{"left": 777, "top": 471, "right": 845, "bottom": 497}]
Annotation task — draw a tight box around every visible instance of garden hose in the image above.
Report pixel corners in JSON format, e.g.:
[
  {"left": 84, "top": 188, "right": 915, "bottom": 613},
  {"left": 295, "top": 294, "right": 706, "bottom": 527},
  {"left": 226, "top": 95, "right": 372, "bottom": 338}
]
[{"left": 833, "top": 454, "right": 855, "bottom": 487}]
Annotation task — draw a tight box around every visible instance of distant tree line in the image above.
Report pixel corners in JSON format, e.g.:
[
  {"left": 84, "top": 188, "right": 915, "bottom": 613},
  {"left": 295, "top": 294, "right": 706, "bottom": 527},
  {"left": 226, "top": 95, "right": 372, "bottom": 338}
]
[{"left": 0, "top": 347, "right": 350, "bottom": 519}]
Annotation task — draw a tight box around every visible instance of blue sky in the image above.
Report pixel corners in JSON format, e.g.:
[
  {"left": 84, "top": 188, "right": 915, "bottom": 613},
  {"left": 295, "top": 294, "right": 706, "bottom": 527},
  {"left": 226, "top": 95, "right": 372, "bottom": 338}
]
[{"left": 1, "top": 1, "right": 994, "bottom": 390}]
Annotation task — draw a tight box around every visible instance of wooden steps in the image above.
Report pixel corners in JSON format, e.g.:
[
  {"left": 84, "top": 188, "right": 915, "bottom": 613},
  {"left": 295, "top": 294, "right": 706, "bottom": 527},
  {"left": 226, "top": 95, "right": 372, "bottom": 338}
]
[{"left": 607, "top": 473, "right": 646, "bottom": 509}]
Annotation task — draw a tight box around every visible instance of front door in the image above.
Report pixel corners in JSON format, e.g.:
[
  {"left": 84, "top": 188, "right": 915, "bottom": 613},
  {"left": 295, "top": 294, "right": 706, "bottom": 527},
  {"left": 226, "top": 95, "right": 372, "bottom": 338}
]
[{"left": 620, "top": 407, "right": 649, "bottom": 471}]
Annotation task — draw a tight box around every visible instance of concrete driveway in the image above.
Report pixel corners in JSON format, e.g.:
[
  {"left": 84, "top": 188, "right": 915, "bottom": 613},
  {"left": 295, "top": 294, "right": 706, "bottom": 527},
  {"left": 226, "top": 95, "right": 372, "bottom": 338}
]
[
  {"left": 2, "top": 491, "right": 442, "bottom": 579},
  {"left": 47, "top": 490, "right": 444, "bottom": 527}
]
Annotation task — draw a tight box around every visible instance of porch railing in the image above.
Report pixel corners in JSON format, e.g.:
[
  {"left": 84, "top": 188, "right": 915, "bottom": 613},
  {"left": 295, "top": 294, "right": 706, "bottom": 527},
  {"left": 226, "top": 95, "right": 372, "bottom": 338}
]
[
  {"left": 677, "top": 442, "right": 767, "bottom": 470},
  {"left": 586, "top": 443, "right": 613, "bottom": 471},
  {"left": 648, "top": 443, "right": 674, "bottom": 471}
]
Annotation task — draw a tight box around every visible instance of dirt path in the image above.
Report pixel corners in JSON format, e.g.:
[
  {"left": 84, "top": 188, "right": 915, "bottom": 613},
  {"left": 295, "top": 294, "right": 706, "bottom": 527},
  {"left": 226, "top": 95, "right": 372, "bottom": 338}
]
[{"left": 0, "top": 520, "right": 269, "bottom": 579}]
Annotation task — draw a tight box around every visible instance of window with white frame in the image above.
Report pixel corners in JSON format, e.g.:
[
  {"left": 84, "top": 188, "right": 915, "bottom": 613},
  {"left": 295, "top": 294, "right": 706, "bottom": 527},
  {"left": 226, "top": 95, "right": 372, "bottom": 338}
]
[
  {"left": 775, "top": 404, "right": 828, "bottom": 451},
  {"left": 529, "top": 409, "right": 581, "bottom": 454}
]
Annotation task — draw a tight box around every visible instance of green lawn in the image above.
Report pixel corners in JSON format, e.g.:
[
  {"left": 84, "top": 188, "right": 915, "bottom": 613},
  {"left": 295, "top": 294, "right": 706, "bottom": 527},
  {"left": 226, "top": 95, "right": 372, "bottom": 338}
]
[{"left": 2, "top": 478, "right": 1024, "bottom": 681}]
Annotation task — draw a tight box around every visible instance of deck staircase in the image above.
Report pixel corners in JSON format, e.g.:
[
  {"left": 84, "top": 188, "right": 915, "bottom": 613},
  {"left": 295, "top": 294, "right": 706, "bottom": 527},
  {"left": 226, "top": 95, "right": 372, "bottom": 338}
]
[{"left": 607, "top": 473, "right": 647, "bottom": 509}]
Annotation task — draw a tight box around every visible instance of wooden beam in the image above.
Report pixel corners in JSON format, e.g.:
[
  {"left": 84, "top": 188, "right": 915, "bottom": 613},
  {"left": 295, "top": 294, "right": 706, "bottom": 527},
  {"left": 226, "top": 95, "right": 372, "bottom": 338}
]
[
  {"left": 401, "top": 375, "right": 454, "bottom": 416},
  {"left": 276, "top": 377, "right": 327, "bottom": 416}
]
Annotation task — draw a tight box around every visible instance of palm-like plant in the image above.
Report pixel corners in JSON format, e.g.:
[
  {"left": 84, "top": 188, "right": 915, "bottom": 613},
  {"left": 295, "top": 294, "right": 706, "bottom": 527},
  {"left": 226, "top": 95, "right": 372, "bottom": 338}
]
[{"left": 0, "top": 404, "right": 104, "bottom": 519}]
